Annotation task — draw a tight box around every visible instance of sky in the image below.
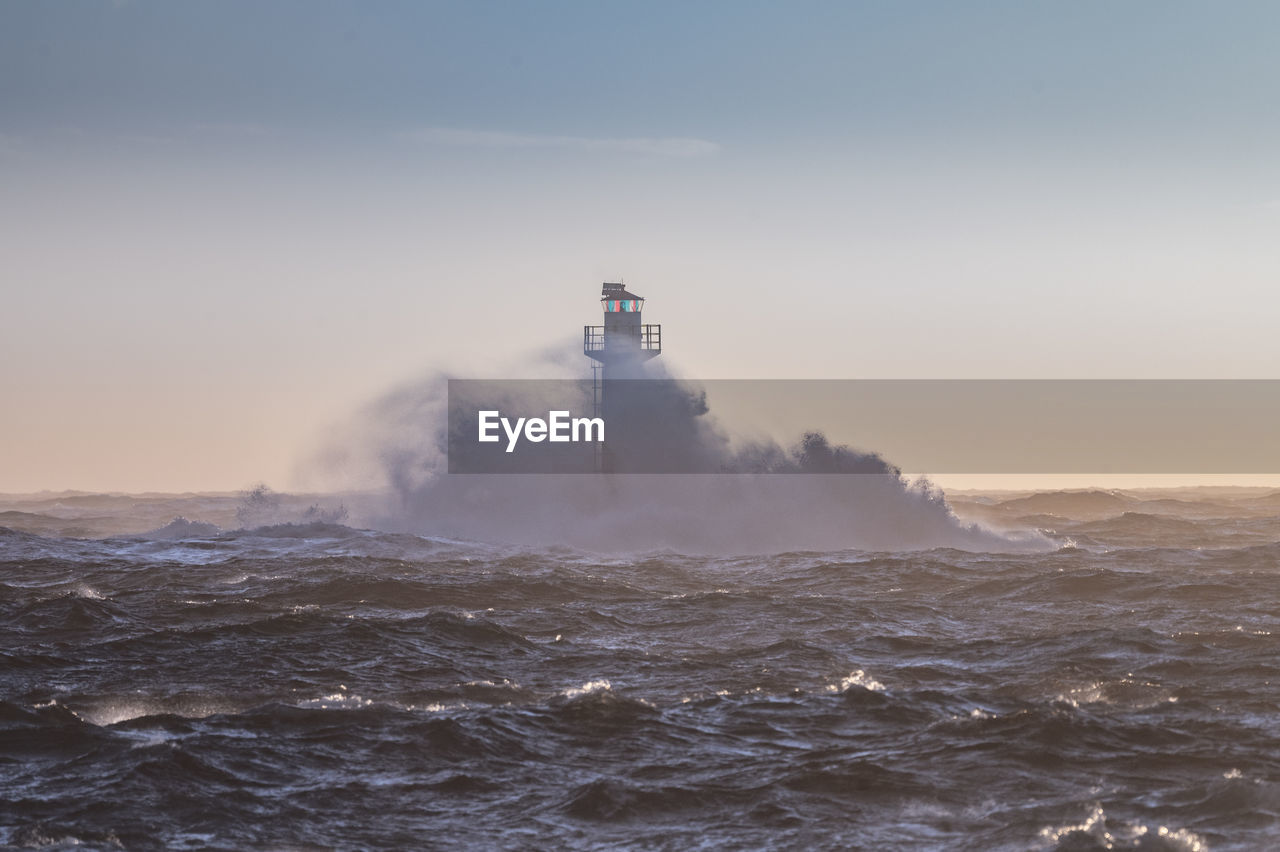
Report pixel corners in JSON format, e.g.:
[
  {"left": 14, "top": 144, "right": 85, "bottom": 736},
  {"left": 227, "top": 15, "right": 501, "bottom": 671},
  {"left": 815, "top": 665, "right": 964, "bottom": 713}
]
[{"left": 2, "top": 1, "right": 1279, "bottom": 493}]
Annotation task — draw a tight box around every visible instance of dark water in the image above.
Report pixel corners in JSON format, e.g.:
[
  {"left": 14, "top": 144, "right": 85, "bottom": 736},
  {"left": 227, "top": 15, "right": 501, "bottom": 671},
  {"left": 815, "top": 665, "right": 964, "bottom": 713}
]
[{"left": 3, "top": 515, "right": 1278, "bottom": 850}]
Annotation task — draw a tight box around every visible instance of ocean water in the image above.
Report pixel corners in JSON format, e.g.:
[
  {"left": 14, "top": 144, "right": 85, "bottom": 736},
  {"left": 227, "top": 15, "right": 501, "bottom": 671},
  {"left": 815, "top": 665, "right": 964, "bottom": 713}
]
[{"left": 3, "top": 490, "right": 1280, "bottom": 850}]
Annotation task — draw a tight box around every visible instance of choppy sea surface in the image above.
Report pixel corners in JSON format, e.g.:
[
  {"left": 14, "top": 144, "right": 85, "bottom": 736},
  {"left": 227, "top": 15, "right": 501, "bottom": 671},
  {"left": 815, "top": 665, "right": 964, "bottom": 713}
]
[{"left": 3, "top": 489, "right": 1280, "bottom": 850}]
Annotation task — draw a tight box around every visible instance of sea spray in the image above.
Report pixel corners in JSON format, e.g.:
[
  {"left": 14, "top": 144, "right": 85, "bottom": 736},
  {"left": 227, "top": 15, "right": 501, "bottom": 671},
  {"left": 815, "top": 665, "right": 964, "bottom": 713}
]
[{"left": 300, "top": 349, "right": 1040, "bottom": 552}]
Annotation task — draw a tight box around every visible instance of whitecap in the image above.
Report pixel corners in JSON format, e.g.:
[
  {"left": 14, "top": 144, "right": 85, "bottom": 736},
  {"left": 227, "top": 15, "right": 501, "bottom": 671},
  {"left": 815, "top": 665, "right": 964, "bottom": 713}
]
[
  {"left": 561, "top": 679, "right": 612, "bottom": 698},
  {"left": 827, "top": 669, "right": 885, "bottom": 693},
  {"left": 1037, "top": 803, "right": 1209, "bottom": 851}
]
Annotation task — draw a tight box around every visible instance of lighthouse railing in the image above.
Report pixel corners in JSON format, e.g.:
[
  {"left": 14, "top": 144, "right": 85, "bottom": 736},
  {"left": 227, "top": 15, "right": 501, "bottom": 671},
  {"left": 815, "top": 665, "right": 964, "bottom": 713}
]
[{"left": 583, "top": 324, "right": 662, "bottom": 356}]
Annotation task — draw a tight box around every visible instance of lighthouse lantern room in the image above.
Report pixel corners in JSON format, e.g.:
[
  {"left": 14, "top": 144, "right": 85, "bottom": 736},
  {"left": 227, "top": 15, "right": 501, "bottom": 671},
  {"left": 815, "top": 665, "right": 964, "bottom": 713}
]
[{"left": 583, "top": 282, "right": 661, "bottom": 369}]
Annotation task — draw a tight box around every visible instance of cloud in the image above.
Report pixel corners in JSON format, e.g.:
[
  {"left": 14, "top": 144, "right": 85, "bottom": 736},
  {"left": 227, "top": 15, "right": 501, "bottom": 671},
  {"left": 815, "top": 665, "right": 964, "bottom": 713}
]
[{"left": 403, "top": 127, "right": 720, "bottom": 158}]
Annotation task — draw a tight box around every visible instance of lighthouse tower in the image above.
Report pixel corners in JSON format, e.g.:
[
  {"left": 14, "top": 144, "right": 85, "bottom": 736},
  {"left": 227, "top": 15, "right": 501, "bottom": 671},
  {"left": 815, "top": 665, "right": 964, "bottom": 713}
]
[{"left": 583, "top": 282, "right": 661, "bottom": 471}]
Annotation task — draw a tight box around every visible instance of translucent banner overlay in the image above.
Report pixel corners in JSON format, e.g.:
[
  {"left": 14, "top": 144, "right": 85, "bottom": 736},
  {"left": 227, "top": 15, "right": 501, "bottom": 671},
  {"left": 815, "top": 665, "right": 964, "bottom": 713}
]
[{"left": 447, "top": 379, "right": 1280, "bottom": 474}]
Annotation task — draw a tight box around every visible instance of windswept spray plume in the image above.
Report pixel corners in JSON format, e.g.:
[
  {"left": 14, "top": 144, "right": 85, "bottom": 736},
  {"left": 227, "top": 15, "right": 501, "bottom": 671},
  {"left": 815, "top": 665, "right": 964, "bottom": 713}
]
[
  {"left": 233, "top": 484, "right": 350, "bottom": 530},
  {"left": 304, "top": 349, "right": 1042, "bottom": 553}
]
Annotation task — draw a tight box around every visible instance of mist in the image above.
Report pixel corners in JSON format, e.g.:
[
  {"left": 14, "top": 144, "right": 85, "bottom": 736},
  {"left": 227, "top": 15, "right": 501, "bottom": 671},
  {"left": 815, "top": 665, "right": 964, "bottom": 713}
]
[{"left": 303, "top": 350, "right": 1044, "bottom": 554}]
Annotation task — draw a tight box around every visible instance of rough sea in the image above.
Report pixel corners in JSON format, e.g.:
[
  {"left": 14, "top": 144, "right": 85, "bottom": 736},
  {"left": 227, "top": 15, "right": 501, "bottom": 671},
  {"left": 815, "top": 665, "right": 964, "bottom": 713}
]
[{"left": 3, "top": 488, "right": 1279, "bottom": 850}]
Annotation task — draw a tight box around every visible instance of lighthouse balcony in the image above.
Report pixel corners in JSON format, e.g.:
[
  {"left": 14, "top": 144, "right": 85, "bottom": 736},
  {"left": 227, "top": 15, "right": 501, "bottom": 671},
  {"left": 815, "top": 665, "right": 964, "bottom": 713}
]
[{"left": 584, "top": 324, "right": 662, "bottom": 358}]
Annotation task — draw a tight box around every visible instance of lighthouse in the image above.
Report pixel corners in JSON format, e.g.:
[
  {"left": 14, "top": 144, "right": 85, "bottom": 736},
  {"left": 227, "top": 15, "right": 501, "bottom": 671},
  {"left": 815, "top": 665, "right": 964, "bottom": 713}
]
[{"left": 584, "top": 282, "right": 661, "bottom": 471}]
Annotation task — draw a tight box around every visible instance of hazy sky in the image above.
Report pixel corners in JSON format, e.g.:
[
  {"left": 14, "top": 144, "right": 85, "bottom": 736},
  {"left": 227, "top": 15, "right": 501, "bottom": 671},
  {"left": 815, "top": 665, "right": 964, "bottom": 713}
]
[{"left": 3, "top": 1, "right": 1279, "bottom": 492}]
